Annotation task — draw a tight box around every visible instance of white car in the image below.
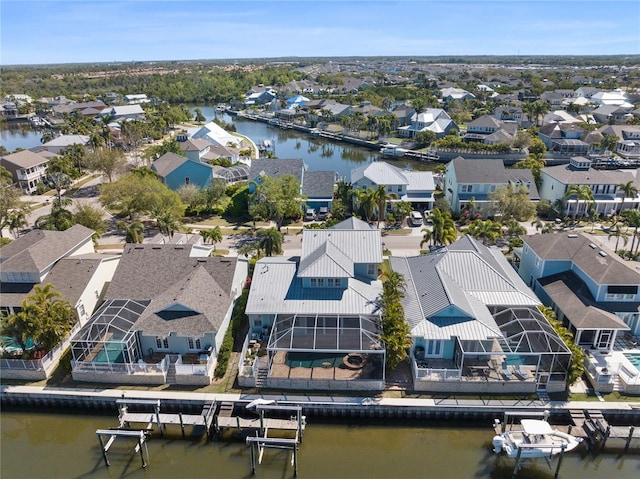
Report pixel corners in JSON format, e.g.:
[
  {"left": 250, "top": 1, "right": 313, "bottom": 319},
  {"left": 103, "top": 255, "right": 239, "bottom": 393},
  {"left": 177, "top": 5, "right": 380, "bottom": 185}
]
[{"left": 409, "top": 211, "right": 423, "bottom": 226}]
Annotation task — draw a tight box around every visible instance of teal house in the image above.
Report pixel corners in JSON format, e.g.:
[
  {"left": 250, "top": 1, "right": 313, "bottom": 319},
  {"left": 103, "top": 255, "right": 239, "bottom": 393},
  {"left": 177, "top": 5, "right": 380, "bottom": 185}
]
[{"left": 151, "top": 152, "right": 218, "bottom": 190}]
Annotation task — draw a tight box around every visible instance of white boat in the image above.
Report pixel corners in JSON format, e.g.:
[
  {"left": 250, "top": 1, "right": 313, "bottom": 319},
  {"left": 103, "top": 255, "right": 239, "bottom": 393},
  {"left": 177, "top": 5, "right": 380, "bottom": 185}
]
[
  {"left": 380, "top": 144, "right": 408, "bottom": 157},
  {"left": 492, "top": 419, "right": 582, "bottom": 458}
]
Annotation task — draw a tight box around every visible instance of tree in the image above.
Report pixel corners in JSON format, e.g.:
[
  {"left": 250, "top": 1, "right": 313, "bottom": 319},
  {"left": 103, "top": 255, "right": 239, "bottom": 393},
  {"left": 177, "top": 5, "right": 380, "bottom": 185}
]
[
  {"left": 35, "top": 197, "right": 74, "bottom": 231},
  {"left": 152, "top": 206, "right": 182, "bottom": 238},
  {"left": 354, "top": 187, "right": 376, "bottom": 224},
  {"left": 0, "top": 177, "right": 30, "bottom": 239},
  {"left": 86, "top": 147, "right": 128, "bottom": 182},
  {"left": 371, "top": 185, "right": 397, "bottom": 227},
  {"left": 257, "top": 227, "right": 283, "bottom": 256},
  {"left": 116, "top": 220, "right": 145, "bottom": 243},
  {"left": 538, "top": 306, "right": 585, "bottom": 387},
  {"left": 620, "top": 209, "right": 640, "bottom": 257},
  {"left": 488, "top": 184, "right": 536, "bottom": 222},
  {"left": 193, "top": 108, "right": 206, "bottom": 123},
  {"left": 2, "top": 284, "right": 76, "bottom": 352},
  {"left": 608, "top": 221, "right": 629, "bottom": 253},
  {"left": 563, "top": 184, "right": 595, "bottom": 220},
  {"left": 617, "top": 180, "right": 638, "bottom": 213},
  {"left": 47, "top": 171, "right": 71, "bottom": 205},
  {"left": 3, "top": 209, "right": 29, "bottom": 238},
  {"left": 513, "top": 153, "right": 546, "bottom": 189},
  {"left": 420, "top": 227, "right": 433, "bottom": 249},
  {"left": 503, "top": 219, "right": 527, "bottom": 239},
  {"left": 73, "top": 203, "right": 107, "bottom": 240},
  {"left": 430, "top": 208, "right": 457, "bottom": 246},
  {"left": 414, "top": 130, "right": 436, "bottom": 148},
  {"left": 249, "top": 175, "right": 305, "bottom": 230},
  {"left": 466, "top": 219, "right": 502, "bottom": 245},
  {"left": 379, "top": 270, "right": 412, "bottom": 369},
  {"left": 100, "top": 174, "right": 185, "bottom": 220},
  {"left": 200, "top": 226, "right": 223, "bottom": 250}
]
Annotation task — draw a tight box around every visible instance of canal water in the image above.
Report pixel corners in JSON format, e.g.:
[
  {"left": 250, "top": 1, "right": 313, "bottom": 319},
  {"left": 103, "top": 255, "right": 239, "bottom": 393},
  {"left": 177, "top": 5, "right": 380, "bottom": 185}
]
[
  {"left": 1, "top": 410, "right": 638, "bottom": 479},
  {"left": 0, "top": 122, "right": 44, "bottom": 152}
]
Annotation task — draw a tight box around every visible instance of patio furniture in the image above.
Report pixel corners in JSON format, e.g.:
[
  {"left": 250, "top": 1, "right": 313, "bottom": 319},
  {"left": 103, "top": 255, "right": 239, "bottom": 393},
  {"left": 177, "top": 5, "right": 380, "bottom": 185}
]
[
  {"left": 514, "top": 366, "right": 531, "bottom": 380},
  {"left": 501, "top": 363, "right": 514, "bottom": 380}
]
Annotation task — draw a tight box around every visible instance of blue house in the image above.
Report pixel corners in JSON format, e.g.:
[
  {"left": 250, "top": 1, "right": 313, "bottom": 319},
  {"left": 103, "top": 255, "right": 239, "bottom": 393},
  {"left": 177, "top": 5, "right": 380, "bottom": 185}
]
[{"left": 151, "top": 152, "right": 219, "bottom": 190}]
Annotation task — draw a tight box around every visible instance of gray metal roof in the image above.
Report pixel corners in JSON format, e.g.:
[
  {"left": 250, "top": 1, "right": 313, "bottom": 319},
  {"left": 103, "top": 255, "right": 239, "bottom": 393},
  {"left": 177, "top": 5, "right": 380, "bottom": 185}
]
[
  {"left": 351, "top": 161, "right": 409, "bottom": 186},
  {"left": 298, "top": 241, "right": 353, "bottom": 278},
  {"left": 245, "top": 257, "right": 382, "bottom": 317},
  {"left": 330, "top": 217, "right": 373, "bottom": 230},
  {"left": 301, "top": 229, "right": 383, "bottom": 266}
]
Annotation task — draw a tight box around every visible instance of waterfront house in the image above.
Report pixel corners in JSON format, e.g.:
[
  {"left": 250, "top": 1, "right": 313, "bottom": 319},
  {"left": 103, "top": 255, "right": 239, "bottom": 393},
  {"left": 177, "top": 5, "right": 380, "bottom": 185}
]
[
  {"left": 151, "top": 152, "right": 222, "bottom": 190},
  {"left": 0, "top": 149, "right": 52, "bottom": 194},
  {"left": 493, "top": 106, "right": 526, "bottom": 126},
  {"left": 592, "top": 105, "right": 634, "bottom": 125},
  {"left": 390, "top": 236, "right": 571, "bottom": 394},
  {"left": 537, "top": 123, "right": 590, "bottom": 156},
  {"left": 444, "top": 157, "right": 539, "bottom": 214},
  {"left": 70, "top": 244, "right": 247, "bottom": 386},
  {"left": 248, "top": 158, "right": 305, "bottom": 193},
  {"left": 0, "top": 225, "right": 119, "bottom": 380},
  {"left": 538, "top": 157, "right": 639, "bottom": 216},
  {"left": 597, "top": 125, "right": 640, "bottom": 160},
  {"left": 516, "top": 233, "right": 640, "bottom": 394},
  {"left": 100, "top": 104, "right": 145, "bottom": 122},
  {"left": 441, "top": 87, "right": 475, "bottom": 102},
  {"left": 397, "top": 108, "right": 458, "bottom": 139},
  {"left": 123, "top": 94, "right": 150, "bottom": 104},
  {"left": 463, "top": 115, "right": 517, "bottom": 146},
  {"left": 240, "top": 218, "right": 385, "bottom": 391},
  {"left": 189, "top": 121, "right": 242, "bottom": 152},
  {"left": 51, "top": 100, "right": 107, "bottom": 118},
  {"left": 39, "top": 134, "right": 90, "bottom": 154},
  {"left": 245, "top": 85, "right": 277, "bottom": 106},
  {"left": 302, "top": 170, "right": 336, "bottom": 212},
  {"left": 351, "top": 161, "right": 436, "bottom": 212}
]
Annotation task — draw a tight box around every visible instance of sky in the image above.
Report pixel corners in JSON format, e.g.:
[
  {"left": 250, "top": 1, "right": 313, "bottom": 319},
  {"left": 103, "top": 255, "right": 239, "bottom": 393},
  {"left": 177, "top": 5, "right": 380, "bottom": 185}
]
[{"left": 1, "top": 0, "right": 639, "bottom": 65}]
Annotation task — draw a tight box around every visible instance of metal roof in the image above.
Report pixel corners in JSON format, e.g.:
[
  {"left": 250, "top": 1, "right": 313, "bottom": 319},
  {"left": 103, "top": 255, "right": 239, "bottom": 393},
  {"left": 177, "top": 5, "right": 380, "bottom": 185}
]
[{"left": 301, "top": 229, "right": 382, "bottom": 266}]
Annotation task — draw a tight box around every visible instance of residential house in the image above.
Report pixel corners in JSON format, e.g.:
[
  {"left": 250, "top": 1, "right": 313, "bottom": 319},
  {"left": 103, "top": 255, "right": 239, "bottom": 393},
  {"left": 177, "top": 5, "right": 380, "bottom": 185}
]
[
  {"left": 390, "top": 105, "right": 416, "bottom": 127},
  {"left": 441, "top": 87, "right": 475, "bottom": 102},
  {"left": 598, "top": 125, "right": 640, "bottom": 159},
  {"left": 516, "top": 233, "right": 640, "bottom": 393},
  {"left": 444, "top": 157, "right": 539, "bottom": 213},
  {"left": 575, "top": 86, "right": 599, "bottom": 98},
  {"left": 302, "top": 170, "right": 336, "bottom": 212},
  {"left": 494, "top": 106, "right": 526, "bottom": 126},
  {"left": 189, "top": 121, "right": 242, "bottom": 152},
  {"left": 397, "top": 108, "right": 458, "bottom": 139},
  {"left": 40, "top": 134, "right": 90, "bottom": 154},
  {"left": 538, "top": 157, "right": 639, "bottom": 216},
  {"left": 178, "top": 137, "right": 239, "bottom": 164},
  {"left": 0, "top": 149, "right": 52, "bottom": 194},
  {"left": 537, "top": 123, "right": 590, "bottom": 156},
  {"left": 124, "top": 94, "right": 150, "bottom": 104},
  {"left": 540, "top": 110, "right": 582, "bottom": 126},
  {"left": 151, "top": 152, "right": 221, "bottom": 190},
  {"left": 591, "top": 90, "right": 632, "bottom": 107},
  {"left": 248, "top": 158, "right": 305, "bottom": 194},
  {"left": 463, "top": 115, "right": 517, "bottom": 146},
  {"left": 240, "top": 218, "right": 385, "bottom": 391},
  {"left": 351, "top": 161, "right": 436, "bottom": 211},
  {"left": 0, "top": 225, "right": 118, "bottom": 380},
  {"left": 51, "top": 100, "right": 107, "bottom": 118},
  {"left": 245, "top": 85, "right": 277, "bottom": 106},
  {"left": 390, "top": 236, "right": 571, "bottom": 393},
  {"left": 70, "top": 244, "right": 247, "bottom": 386},
  {"left": 346, "top": 101, "right": 385, "bottom": 118},
  {"left": 592, "top": 105, "right": 634, "bottom": 124},
  {"left": 100, "top": 105, "right": 145, "bottom": 122}
]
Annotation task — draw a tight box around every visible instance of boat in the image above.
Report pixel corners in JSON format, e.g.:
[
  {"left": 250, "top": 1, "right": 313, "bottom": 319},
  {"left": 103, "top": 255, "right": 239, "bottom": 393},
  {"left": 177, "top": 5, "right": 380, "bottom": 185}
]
[
  {"left": 380, "top": 144, "right": 409, "bottom": 158},
  {"left": 492, "top": 419, "right": 582, "bottom": 458}
]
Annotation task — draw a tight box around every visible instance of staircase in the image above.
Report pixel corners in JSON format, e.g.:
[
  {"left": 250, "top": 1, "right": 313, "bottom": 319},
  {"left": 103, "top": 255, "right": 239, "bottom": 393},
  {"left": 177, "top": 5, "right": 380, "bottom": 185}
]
[
  {"left": 537, "top": 390, "right": 550, "bottom": 402},
  {"left": 255, "top": 357, "right": 269, "bottom": 388},
  {"left": 165, "top": 355, "right": 179, "bottom": 384}
]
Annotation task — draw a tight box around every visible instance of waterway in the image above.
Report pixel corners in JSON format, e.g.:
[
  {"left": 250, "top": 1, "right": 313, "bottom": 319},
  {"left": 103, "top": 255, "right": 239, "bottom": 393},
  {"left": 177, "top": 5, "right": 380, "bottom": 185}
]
[
  {"left": 0, "top": 122, "right": 45, "bottom": 152},
  {"left": 1, "top": 410, "right": 639, "bottom": 479}
]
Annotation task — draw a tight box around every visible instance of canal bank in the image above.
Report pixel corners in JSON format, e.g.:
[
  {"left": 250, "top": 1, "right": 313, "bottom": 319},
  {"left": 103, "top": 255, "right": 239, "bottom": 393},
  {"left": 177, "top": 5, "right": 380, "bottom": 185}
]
[{"left": 3, "top": 385, "right": 640, "bottom": 424}]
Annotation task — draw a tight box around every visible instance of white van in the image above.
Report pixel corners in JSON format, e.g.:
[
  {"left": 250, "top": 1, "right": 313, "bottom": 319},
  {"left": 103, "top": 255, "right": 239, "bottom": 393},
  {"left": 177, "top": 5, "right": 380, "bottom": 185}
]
[{"left": 409, "top": 211, "right": 423, "bottom": 226}]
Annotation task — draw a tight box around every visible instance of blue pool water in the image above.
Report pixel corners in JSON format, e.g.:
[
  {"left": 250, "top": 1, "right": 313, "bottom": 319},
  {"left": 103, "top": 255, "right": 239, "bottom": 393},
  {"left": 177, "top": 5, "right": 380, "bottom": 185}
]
[
  {"left": 93, "top": 348, "right": 124, "bottom": 363},
  {"left": 623, "top": 353, "right": 640, "bottom": 369}
]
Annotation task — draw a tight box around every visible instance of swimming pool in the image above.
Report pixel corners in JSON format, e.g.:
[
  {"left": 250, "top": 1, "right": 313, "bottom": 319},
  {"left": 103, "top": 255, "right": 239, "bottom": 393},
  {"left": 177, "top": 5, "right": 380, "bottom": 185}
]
[
  {"left": 623, "top": 353, "right": 640, "bottom": 371},
  {"left": 93, "top": 347, "right": 124, "bottom": 363}
]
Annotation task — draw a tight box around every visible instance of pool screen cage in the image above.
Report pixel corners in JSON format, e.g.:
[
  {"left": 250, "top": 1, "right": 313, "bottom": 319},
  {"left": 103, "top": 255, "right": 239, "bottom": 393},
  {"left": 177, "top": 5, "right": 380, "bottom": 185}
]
[
  {"left": 267, "top": 314, "right": 385, "bottom": 355},
  {"left": 456, "top": 307, "right": 572, "bottom": 380},
  {"left": 70, "top": 299, "right": 150, "bottom": 364}
]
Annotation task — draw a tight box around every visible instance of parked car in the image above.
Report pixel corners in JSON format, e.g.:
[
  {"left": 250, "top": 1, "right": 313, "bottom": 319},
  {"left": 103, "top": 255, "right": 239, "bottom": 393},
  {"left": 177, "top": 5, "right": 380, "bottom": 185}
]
[
  {"left": 409, "top": 211, "right": 423, "bottom": 226},
  {"left": 317, "top": 206, "right": 329, "bottom": 220},
  {"left": 304, "top": 208, "right": 317, "bottom": 221}
]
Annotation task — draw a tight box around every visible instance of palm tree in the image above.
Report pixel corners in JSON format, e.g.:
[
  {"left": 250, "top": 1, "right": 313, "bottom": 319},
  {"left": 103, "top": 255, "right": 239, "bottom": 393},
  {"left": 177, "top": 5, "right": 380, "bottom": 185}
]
[
  {"left": 620, "top": 209, "right": 640, "bottom": 256},
  {"left": 154, "top": 210, "right": 181, "bottom": 238},
  {"left": 563, "top": 184, "right": 595, "bottom": 220},
  {"left": 617, "top": 180, "right": 638, "bottom": 213},
  {"left": 431, "top": 208, "right": 457, "bottom": 246},
  {"left": 420, "top": 227, "right": 433, "bottom": 249},
  {"left": 201, "top": 226, "right": 223, "bottom": 250},
  {"left": 47, "top": 171, "right": 71, "bottom": 205},
  {"left": 503, "top": 219, "right": 526, "bottom": 239},
  {"left": 370, "top": 185, "right": 398, "bottom": 227},
  {"left": 531, "top": 101, "right": 551, "bottom": 126},
  {"left": 467, "top": 219, "right": 502, "bottom": 245},
  {"left": 5, "top": 210, "right": 28, "bottom": 238},
  {"left": 354, "top": 187, "right": 375, "bottom": 224},
  {"left": 117, "top": 220, "right": 145, "bottom": 244},
  {"left": 35, "top": 198, "right": 74, "bottom": 231},
  {"left": 257, "top": 227, "right": 283, "bottom": 256},
  {"left": 608, "top": 221, "right": 629, "bottom": 253}
]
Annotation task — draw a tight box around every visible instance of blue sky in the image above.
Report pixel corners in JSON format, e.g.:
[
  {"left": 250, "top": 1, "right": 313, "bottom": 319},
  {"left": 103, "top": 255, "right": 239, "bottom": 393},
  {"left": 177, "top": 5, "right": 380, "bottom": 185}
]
[{"left": 2, "top": 1, "right": 639, "bottom": 65}]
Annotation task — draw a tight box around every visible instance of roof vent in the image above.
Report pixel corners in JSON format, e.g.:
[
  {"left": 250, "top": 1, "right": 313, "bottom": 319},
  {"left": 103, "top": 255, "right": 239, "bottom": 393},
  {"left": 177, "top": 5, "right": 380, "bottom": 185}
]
[
  {"left": 598, "top": 251, "right": 608, "bottom": 257},
  {"left": 589, "top": 243, "right": 597, "bottom": 249},
  {"left": 567, "top": 234, "right": 578, "bottom": 238}
]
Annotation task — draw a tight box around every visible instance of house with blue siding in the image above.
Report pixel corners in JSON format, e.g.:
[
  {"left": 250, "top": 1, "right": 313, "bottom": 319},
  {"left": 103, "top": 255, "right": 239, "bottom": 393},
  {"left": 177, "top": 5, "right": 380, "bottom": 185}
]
[
  {"left": 240, "top": 218, "right": 385, "bottom": 391},
  {"left": 151, "top": 152, "right": 220, "bottom": 190},
  {"left": 391, "top": 236, "right": 571, "bottom": 394}
]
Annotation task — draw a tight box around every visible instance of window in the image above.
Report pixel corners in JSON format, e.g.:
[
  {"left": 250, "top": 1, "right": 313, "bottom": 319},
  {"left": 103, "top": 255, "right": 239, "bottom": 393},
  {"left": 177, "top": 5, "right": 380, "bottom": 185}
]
[
  {"left": 187, "top": 337, "right": 201, "bottom": 350},
  {"left": 78, "top": 303, "right": 86, "bottom": 317},
  {"left": 461, "top": 185, "right": 473, "bottom": 193},
  {"left": 310, "top": 278, "right": 324, "bottom": 287},
  {"left": 606, "top": 285, "right": 637, "bottom": 301},
  {"left": 155, "top": 336, "right": 169, "bottom": 350},
  {"left": 367, "top": 264, "right": 376, "bottom": 276},
  {"left": 185, "top": 177, "right": 190, "bottom": 185},
  {"left": 327, "top": 278, "right": 341, "bottom": 287},
  {"left": 425, "top": 340, "right": 442, "bottom": 357},
  {"left": 254, "top": 318, "right": 262, "bottom": 327}
]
